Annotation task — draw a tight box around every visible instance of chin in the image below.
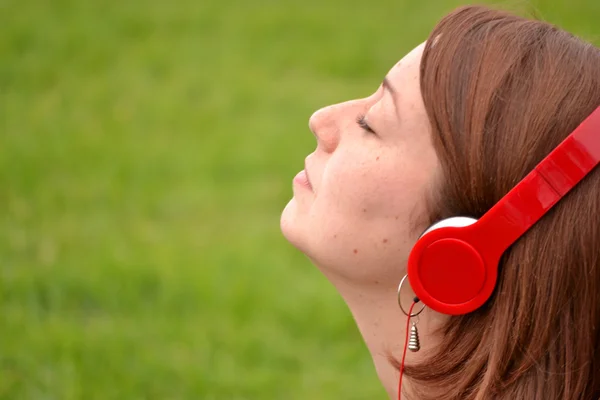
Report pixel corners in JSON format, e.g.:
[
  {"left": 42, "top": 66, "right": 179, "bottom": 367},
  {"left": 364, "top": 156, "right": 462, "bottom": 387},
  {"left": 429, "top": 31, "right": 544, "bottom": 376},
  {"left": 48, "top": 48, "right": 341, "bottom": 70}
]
[
  {"left": 280, "top": 197, "right": 309, "bottom": 253},
  {"left": 281, "top": 199, "right": 356, "bottom": 280}
]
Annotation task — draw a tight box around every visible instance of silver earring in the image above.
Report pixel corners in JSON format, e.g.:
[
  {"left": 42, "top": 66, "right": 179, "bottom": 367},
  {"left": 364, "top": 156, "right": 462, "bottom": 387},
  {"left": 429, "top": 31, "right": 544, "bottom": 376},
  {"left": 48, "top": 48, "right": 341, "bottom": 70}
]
[
  {"left": 398, "top": 274, "right": 426, "bottom": 353},
  {"left": 408, "top": 318, "right": 420, "bottom": 352},
  {"left": 397, "top": 275, "right": 426, "bottom": 317}
]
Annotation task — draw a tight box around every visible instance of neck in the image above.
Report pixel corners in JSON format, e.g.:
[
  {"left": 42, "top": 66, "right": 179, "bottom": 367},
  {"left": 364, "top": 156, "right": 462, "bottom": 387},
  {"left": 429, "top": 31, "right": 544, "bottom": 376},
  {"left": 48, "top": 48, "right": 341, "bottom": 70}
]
[{"left": 329, "top": 277, "right": 448, "bottom": 399}]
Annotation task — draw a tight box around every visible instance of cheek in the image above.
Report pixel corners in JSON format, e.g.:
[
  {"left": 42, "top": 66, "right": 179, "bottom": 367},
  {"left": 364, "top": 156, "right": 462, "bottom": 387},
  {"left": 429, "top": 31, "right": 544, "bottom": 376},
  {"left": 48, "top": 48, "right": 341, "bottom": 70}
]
[
  {"left": 301, "top": 141, "right": 437, "bottom": 283},
  {"left": 305, "top": 150, "right": 423, "bottom": 270},
  {"left": 317, "top": 149, "right": 421, "bottom": 220}
]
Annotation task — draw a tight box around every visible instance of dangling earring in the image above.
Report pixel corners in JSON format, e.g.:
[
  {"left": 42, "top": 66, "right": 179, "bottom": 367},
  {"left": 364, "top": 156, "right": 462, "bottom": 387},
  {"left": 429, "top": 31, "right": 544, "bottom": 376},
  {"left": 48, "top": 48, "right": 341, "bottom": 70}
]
[
  {"left": 397, "top": 275, "right": 426, "bottom": 399},
  {"left": 408, "top": 317, "right": 420, "bottom": 352},
  {"left": 397, "top": 274, "right": 426, "bottom": 353}
]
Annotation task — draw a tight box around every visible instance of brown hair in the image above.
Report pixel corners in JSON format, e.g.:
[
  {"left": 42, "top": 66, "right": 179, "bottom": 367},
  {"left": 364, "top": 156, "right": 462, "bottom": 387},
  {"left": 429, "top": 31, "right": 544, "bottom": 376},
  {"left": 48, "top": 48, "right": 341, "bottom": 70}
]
[{"left": 403, "top": 5, "right": 600, "bottom": 400}]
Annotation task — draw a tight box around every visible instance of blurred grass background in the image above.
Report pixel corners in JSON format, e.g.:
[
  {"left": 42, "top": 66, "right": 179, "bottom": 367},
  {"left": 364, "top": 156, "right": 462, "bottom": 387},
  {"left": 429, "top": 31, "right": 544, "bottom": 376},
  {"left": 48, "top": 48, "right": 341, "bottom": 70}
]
[{"left": 0, "top": 0, "right": 598, "bottom": 398}]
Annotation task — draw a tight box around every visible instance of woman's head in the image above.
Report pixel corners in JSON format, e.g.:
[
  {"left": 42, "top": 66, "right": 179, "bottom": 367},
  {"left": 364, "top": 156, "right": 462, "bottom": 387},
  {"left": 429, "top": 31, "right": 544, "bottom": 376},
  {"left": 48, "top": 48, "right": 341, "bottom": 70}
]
[{"left": 281, "top": 4, "right": 600, "bottom": 399}]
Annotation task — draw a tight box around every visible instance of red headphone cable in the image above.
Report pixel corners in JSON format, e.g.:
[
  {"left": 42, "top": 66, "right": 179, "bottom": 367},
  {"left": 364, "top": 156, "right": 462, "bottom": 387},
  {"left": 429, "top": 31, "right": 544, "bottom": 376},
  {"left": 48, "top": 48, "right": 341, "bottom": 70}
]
[{"left": 398, "top": 298, "right": 419, "bottom": 400}]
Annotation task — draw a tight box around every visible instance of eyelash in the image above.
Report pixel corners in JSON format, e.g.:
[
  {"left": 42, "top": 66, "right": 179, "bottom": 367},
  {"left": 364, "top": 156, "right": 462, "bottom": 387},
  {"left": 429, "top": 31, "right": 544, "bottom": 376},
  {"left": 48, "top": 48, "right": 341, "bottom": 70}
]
[{"left": 356, "top": 114, "right": 376, "bottom": 134}]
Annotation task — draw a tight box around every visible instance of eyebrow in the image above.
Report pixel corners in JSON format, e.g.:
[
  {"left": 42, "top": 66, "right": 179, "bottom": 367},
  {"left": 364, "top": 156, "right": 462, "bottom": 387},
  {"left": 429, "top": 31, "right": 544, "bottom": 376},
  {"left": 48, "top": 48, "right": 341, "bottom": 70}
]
[
  {"left": 382, "top": 76, "right": 397, "bottom": 95},
  {"left": 382, "top": 76, "right": 400, "bottom": 115}
]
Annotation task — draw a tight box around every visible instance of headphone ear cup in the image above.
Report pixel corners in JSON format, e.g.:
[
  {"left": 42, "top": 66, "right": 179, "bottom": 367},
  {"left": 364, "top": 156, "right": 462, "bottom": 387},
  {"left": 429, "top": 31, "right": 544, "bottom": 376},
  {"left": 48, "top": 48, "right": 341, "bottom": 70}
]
[{"left": 408, "top": 217, "right": 486, "bottom": 315}]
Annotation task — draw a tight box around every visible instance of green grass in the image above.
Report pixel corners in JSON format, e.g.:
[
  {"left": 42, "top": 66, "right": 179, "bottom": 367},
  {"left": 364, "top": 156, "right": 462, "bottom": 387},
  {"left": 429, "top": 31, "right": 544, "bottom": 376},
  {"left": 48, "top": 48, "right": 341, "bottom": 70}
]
[{"left": 1, "top": 0, "right": 598, "bottom": 398}]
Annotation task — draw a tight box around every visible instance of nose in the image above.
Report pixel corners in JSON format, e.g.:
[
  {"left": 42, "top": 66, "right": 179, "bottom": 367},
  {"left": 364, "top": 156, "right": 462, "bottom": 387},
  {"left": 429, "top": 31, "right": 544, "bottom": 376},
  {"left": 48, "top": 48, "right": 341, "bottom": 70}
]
[{"left": 308, "top": 104, "right": 342, "bottom": 153}]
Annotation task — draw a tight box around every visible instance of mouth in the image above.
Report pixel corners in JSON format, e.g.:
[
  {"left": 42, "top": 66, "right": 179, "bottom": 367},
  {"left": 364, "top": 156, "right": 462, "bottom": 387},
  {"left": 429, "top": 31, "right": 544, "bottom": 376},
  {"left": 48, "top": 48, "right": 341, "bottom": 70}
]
[
  {"left": 292, "top": 162, "right": 314, "bottom": 191},
  {"left": 304, "top": 162, "right": 314, "bottom": 190}
]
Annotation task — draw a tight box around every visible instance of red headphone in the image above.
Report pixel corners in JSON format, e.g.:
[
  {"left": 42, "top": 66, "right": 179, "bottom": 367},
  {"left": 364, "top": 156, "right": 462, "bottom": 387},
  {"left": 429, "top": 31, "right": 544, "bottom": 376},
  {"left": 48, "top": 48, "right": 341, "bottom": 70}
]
[{"left": 406, "top": 106, "right": 600, "bottom": 315}]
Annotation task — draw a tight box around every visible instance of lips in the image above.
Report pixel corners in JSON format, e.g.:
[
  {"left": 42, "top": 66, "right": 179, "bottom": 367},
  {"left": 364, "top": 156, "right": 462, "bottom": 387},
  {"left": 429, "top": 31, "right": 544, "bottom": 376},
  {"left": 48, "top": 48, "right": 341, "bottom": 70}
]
[{"left": 293, "top": 169, "right": 313, "bottom": 190}]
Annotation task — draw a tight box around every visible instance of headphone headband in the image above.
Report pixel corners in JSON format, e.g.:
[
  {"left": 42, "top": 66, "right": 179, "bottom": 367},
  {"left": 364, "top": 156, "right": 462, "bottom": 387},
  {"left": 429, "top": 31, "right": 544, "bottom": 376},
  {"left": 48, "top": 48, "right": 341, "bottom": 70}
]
[{"left": 475, "top": 105, "right": 600, "bottom": 260}]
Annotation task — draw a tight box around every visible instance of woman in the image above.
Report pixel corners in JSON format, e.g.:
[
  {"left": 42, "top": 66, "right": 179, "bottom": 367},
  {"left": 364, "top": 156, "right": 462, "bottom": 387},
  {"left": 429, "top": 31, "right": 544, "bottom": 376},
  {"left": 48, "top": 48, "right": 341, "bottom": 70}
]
[{"left": 280, "top": 5, "right": 600, "bottom": 400}]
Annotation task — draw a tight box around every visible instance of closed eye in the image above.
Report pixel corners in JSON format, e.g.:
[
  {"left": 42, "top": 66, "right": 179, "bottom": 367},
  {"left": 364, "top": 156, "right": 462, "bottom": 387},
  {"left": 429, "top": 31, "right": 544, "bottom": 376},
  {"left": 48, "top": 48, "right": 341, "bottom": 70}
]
[{"left": 356, "top": 114, "right": 376, "bottom": 134}]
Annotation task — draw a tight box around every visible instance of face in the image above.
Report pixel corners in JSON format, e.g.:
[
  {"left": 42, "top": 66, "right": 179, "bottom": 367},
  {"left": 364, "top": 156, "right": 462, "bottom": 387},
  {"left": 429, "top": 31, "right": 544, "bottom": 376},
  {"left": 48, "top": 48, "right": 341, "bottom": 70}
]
[{"left": 280, "top": 43, "right": 439, "bottom": 288}]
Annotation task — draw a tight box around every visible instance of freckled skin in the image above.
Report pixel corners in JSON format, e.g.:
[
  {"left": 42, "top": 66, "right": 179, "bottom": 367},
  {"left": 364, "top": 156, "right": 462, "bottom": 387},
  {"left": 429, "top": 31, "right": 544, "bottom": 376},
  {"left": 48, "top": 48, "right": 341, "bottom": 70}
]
[{"left": 281, "top": 42, "right": 438, "bottom": 287}]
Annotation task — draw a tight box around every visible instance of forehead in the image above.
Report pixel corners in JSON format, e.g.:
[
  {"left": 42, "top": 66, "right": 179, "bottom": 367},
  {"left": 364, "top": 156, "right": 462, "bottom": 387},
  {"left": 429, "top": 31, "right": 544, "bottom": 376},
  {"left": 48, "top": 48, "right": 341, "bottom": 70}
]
[
  {"left": 386, "top": 42, "right": 426, "bottom": 87},
  {"left": 381, "top": 41, "right": 430, "bottom": 142}
]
